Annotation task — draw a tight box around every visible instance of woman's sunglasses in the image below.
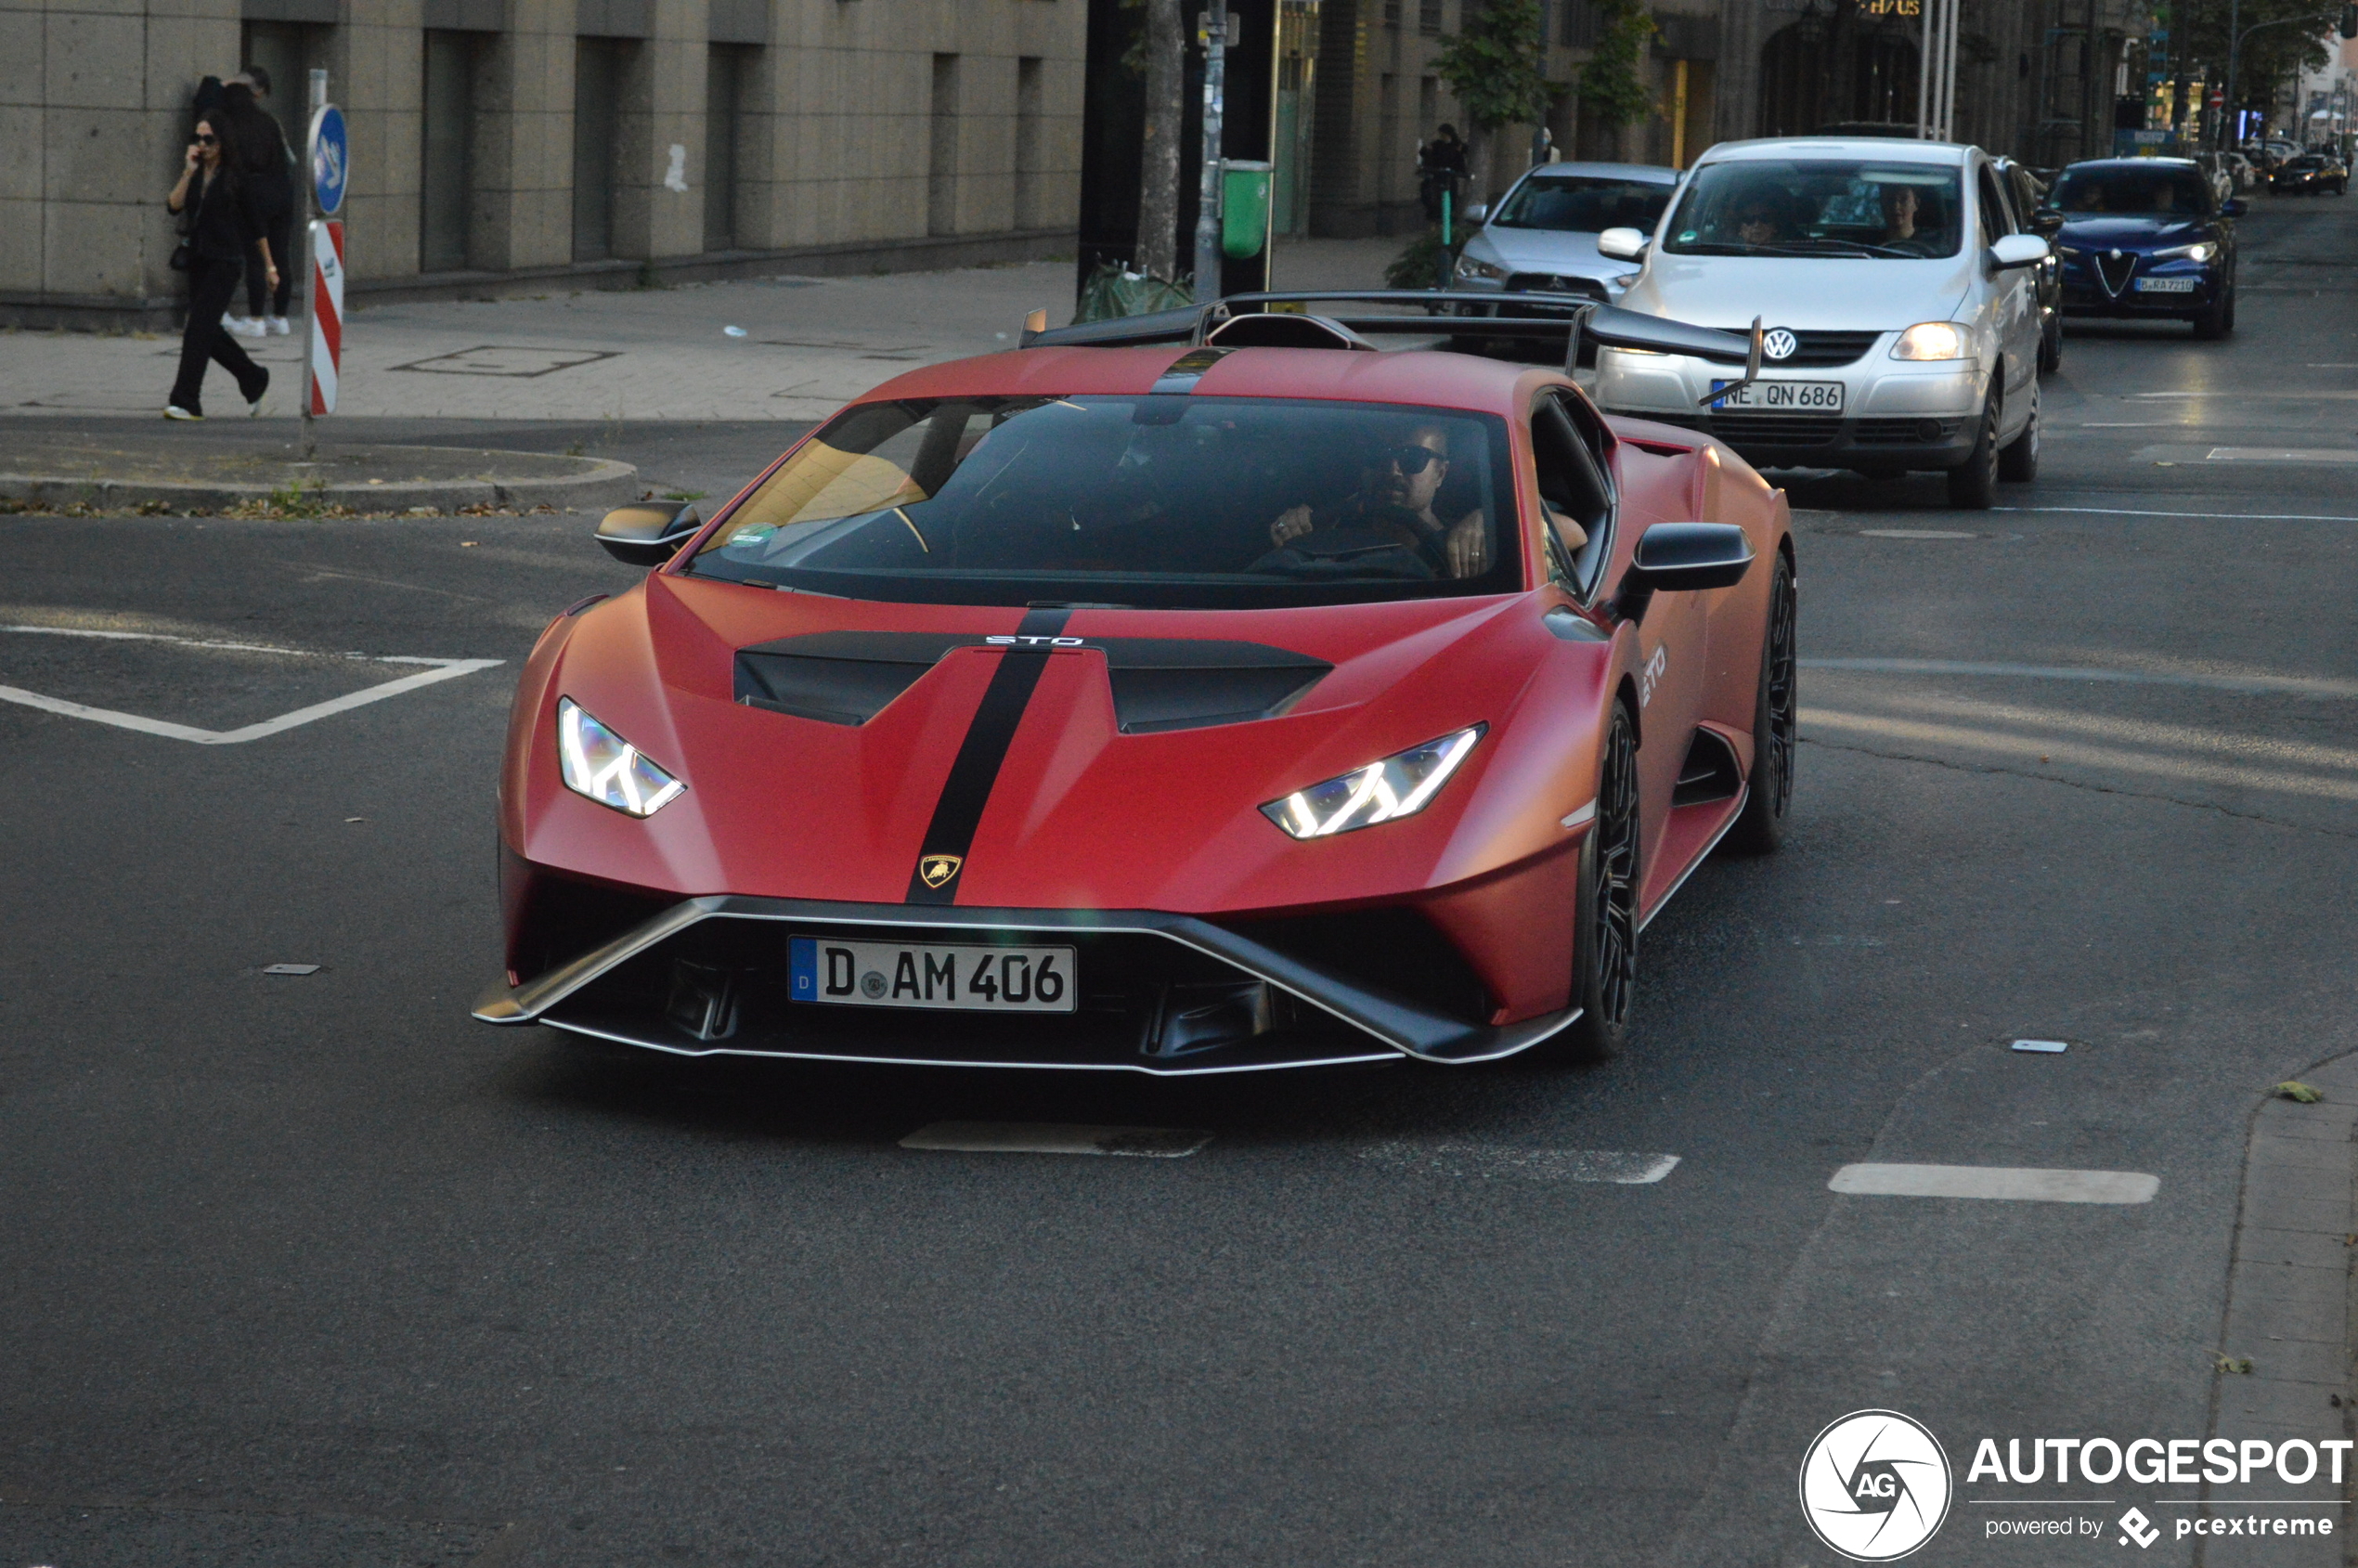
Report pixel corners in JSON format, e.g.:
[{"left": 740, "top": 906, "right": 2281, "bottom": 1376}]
[{"left": 195, "top": 135, "right": 218, "bottom": 145}]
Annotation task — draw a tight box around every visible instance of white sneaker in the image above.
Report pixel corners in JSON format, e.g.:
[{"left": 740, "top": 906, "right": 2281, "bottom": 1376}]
[
  {"left": 222, "top": 316, "right": 266, "bottom": 339},
  {"left": 163, "top": 405, "right": 202, "bottom": 421},
  {"left": 266, "top": 316, "right": 292, "bottom": 335}
]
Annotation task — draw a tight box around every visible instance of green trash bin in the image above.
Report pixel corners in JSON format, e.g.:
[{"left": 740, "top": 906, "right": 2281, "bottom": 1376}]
[{"left": 1222, "top": 161, "right": 1272, "bottom": 260}]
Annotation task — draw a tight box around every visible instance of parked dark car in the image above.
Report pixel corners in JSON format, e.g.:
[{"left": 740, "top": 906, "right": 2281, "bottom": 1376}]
[
  {"left": 2271, "top": 153, "right": 2350, "bottom": 196},
  {"left": 1995, "top": 155, "right": 2066, "bottom": 372},
  {"left": 2042, "top": 158, "right": 2240, "bottom": 339}
]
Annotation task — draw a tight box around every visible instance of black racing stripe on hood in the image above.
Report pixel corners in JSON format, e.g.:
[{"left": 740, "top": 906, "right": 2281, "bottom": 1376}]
[{"left": 904, "top": 606, "right": 1071, "bottom": 904}]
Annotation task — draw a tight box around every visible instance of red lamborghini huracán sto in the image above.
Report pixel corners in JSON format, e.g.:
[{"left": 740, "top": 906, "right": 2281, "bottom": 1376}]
[{"left": 474, "top": 294, "right": 1796, "bottom": 1072}]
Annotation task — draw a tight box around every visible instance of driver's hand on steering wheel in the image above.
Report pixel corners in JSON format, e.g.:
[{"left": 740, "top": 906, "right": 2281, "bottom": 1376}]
[
  {"left": 1444, "top": 512, "right": 1488, "bottom": 577},
  {"left": 1269, "top": 504, "right": 1314, "bottom": 549}
]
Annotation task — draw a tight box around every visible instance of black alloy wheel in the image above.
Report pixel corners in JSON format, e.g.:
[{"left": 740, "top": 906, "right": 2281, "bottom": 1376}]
[
  {"left": 1727, "top": 553, "right": 1797, "bottom": 856},
  {"left": 1553, "top": 705, "right": 1640, "bottom": 1063},
  {"left": 1945, "top": 394, "right": 2000, "bottom": 510}
]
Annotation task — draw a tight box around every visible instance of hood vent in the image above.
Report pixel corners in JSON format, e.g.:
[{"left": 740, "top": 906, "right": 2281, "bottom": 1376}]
[{"left": 734, "top": 631, "right": 1329, "bottom": 732}]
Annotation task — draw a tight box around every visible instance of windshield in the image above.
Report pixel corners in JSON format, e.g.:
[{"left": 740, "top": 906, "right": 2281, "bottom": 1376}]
[
  {"left": 2052, "top": 167, "right": 2212, "bottom": 214},
  {"left": 687, "top": 395, "right": 1521, "bottom": 609},
  {"left": 1493, "top": 175, "right": 1674, "bottom": 234},
  {"left": 1663, "top": 160, "right": 1964, "bottom": 258}
]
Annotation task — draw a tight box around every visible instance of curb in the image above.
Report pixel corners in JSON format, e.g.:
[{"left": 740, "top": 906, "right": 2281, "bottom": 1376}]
[
  {"left": 2206, "top": 1054, "right": 2358, "bottom": 1566},
  {"left": 0, "top": 448, "right": 638, "bottom": 516}
]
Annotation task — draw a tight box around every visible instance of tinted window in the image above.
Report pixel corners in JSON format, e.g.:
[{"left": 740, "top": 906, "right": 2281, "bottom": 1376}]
[
  {"left": 2052, "top": 167, "right": 2212, "bottom": 214},
  {"left": 689, "top": 396, "right": 1522, "bottom": 610},
  {"left": 1493, "top": 175, "right": 1674, "bottom": 234},
  {"left": 1663, "top": 160, "right": 1964, "bottom": 258}
]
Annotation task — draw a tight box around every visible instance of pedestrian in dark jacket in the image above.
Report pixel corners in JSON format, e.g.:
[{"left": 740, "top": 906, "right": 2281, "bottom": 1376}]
[
  {"left": 221, "top": 75, "right": 296, "bottom": 335},
  {"left": 163, "top": 115, "right": 276, "bottom": 420},
  {"left": 1418, "top": 123, "right": 1468, "bottom": 224}
]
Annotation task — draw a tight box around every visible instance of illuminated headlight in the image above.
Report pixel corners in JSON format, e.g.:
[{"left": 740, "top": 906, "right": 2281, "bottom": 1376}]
[
  {"left": 558, "top": 697, "right": 685, "bottom": 817},
  {"left": 1454, "top": 253, "right": 1507, "bottom": 281},
  {"left": 1262, "top": 725, "right": 1484, "bottom": 839},
  {"left": 1890, "top": 321, "right": 1971, "bottom": 361},
  {"left": 2154, "top": 241, "right": 2218, "bottom": 262}
]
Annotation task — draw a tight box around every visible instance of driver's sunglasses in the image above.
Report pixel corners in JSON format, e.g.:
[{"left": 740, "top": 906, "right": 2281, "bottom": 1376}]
[
  {"left": 1384, "top": 446, "right": 1444, "bottom": 475},
  {"left": 195, "top": 134, "right": 218, "bottom": 145}
]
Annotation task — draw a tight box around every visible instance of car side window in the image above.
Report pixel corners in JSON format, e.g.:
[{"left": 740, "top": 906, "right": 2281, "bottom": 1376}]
[
  {"left": 1976, "top": 166, "right": 2010, "bottom": 244},
  {"left": 1532, "top": 395, "right": 1613, "bottom": 595}
]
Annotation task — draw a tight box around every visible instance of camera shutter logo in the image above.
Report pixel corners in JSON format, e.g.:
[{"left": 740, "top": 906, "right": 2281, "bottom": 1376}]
[
  {"left": 1798, "top": 1409, "right": 1952, "bottom": 1561},
  {"left": 1761, "top": 328, "right": 1800, "bottom": 362}
]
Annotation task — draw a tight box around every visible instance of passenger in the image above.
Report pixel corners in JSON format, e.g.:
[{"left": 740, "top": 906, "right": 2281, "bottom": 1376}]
[{"left": 1264, "top": 422, "right": 1488, "bottom": 577}]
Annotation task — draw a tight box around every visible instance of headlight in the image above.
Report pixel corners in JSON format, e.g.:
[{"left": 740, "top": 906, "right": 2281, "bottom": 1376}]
[
  {"left": 2153, "top": 241, "right": 2218, "bottom": 262},
  {"left": 558, "top": 697, "right": 686, "bottom": 817},
  {"left": 1890, "top": 321, "right": 1971, "bottom": 361},
  {"left": 1454, "top": 253, "right": 1507, "bottom": 281},
  {"left": 1262, "top": 725, "right": 1484, "bottom": 839}
]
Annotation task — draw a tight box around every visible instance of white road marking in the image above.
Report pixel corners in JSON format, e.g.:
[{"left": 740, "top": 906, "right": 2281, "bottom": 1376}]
[
  {"left": 1800, "top": 658, "right": 2358, "bottom": 700},
  {"left": 2011, "top": 1039, "right": 2069, "bottom": 1054},
  {"left": 1830, "top": 1163, "right": 2157, "bottom": 1204},
  {"left": 1859, "top": 529, "right": 1977, "bottom": 539},
  {"left": 898, "top": 1121, "right": 1211, "bottom": 1157},
  {"left": 2206, "top": 447, "right": 2358, "bottom": 463},
  {"left": 261, "top": 964, "right": 321, "bottom": 976},
  {"left": 0, "top": 624, "right": 502, "bottom": 744},
  {"left": 1360, "top": 1143, "right": 1680, "bottom": 1184},
  {"left": 1991, "top": 505, "right": 2358, "bottom": 523}
]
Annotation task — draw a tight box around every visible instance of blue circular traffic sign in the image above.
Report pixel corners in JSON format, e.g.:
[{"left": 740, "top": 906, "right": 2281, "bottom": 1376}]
[{"left": 309, "top": 104, "right": 347, "bottom": 215}]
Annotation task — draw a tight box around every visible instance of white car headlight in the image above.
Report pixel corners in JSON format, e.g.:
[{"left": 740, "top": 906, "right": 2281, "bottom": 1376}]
[
  {"left": 558, "top": 697, "right": 685, "bottom": 817},
  {"left": 2153, "top": 241, "right": 2218, "bottom": 262},
  {"left": 1890, "top": 321, "right": 1971, "bottom": 361},
  {"left": 1263, "top": 726, "right": 1484, "bottom": 839},
  {"left": 1454, "top": 253, "right": 1507, "bottom": 281}
]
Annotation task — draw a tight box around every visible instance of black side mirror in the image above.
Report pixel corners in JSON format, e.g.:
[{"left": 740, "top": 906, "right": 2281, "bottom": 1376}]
[
  {"left": 597, "top": 502, "right": 701, "bottom": 565},
  {"left": 2028, "top": 208, "right": 2065, "bottom": 237},
  {"left": 2220, "top": 197, "right": 2247, "bottom": 217},
  {"left": 1613, "top": 523, "right": 1754, "bottom": 624}
]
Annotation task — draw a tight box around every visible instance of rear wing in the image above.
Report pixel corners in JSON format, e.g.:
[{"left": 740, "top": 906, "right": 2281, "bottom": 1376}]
[{"left": 1019, "top": 290, "right": 1765, "bottom": 408}]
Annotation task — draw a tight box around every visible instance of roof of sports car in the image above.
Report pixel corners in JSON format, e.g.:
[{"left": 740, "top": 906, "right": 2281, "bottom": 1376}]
[{"left": 859, "top": 343, "right": 1547, "bottom": 415}]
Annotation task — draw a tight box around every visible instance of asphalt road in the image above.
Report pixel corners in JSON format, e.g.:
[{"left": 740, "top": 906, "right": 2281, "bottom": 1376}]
[{"left": 3, "top": 193, "right": 2356, "bottom": 1568}]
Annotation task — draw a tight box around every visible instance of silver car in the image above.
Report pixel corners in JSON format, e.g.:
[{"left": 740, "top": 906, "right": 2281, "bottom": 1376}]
[
  {"left": 1588, "top": 137, "right": 2049, "bottom": 507},
  {"left": 1446, "top": 162, "right": 1681, "bottom": 306}
]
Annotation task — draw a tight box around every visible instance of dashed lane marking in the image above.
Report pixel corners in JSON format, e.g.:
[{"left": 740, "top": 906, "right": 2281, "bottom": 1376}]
[
  {"left": 1800, "top": 658, "right": 2358, "bottom": 700},
  {"left": 1360, "top": 1144, "right": 1680, "bottom": 1184},
  {"left": 1830, "top": 1163, "right": 2158, "bottom": 1204},
  {"left": 1991, "top": 505, "right": 2358, "bottom": 523},
  {"left": 899, "top": 1122, "right": 1211, "bottom": 1157},
  {"left": 0, "top": 624, "right": 503, "bottom": 745}
]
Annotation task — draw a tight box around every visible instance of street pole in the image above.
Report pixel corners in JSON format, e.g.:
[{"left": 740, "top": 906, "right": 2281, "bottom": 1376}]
[
  {"left": 1192, "top": 0, "right": 1227, "bottom": 303},
  {"left": 301, "top": 68, "right": 325, "bottom": 462}
]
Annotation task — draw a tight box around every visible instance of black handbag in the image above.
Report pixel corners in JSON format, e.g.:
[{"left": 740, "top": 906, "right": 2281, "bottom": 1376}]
[{"left": 169, "top": 241, "right": 191, "bottom": 271}]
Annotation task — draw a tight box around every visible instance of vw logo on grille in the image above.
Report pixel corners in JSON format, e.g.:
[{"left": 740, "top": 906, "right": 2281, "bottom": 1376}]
[{"left": 1761, "top": 328, "right": 1799, "bottom": 361}]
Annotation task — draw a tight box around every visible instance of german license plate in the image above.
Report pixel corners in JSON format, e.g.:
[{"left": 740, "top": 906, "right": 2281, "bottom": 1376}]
[
  {"left": 2134, "top": 276, "right": 2197, "bottom": 292},
  {"left": 788, "top": 936, "right": 1077, "bottom": 1013},
  {"left": 1709, "top": 379, "right": 1846, "bottom": 411}
]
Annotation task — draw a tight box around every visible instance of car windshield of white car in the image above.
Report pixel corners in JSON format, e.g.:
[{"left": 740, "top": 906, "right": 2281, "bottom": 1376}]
[
  {"left": 685, "top": 396, "right": 1520, "bottom": 610},
  {"left": 1663, "top": 161, "right": 1963, "bottom": 258},
  {"left": 2053, "top": 168, "right": 2212, "bottom": 214},
  {"left": 1493, "top": 175, "right": 1672, "bottom": 234}
]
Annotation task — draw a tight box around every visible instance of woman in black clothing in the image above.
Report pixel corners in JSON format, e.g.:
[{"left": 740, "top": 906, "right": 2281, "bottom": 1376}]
[
  {"left": 163, "top": 115, "right": 276, "bottom": 419},
  {"left": 220, "top": 79, "right": 295, "bottom": 333}
]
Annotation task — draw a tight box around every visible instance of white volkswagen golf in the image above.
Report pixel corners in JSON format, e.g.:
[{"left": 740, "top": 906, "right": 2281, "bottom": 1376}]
[{"left": 1588, "top": 136, "right": 2049, "bottom": 508}]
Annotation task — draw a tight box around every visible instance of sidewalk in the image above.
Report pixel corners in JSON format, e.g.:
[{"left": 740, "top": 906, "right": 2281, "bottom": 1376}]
[{"left": 1, "top": 240, "right": 1402, "bottom": 425}]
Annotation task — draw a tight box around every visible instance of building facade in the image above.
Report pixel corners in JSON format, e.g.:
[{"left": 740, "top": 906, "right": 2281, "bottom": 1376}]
[{"left": 3, "top": 0, "right": 1085, "bottom": 328}]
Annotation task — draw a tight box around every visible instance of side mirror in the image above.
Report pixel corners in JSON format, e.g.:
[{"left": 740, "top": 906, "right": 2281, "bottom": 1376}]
[
  {"left": 1596, "top": 226, "right": 1649, "bottom": 262},
  {"left": 1613, "top": 522, "right": 1754, "bottom": 624},
  {"left": 2220, "top": 197, "right": 2247, "bottom": 217},
  {"left": 1988, "top": 233, "right": 2049, "bottom": 270},
  {"left": 1463, "top": 202, "right": 1489, "bottom": 224},
  {"left": 597, "top": 502, "right": 701, "bottom": 565},
  {"left": 2027, "top": 208, "right": 2065, "bottom": 237}
]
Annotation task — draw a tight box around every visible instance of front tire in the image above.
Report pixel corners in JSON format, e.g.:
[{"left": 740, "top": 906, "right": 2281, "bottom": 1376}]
[
  {"left": 1946, "top": 394, "right": 2000, "bottom": 510},
  {"left": 2038, "top": 312, "right": 2063, "bottom": 375},
  {"left": 1554, "top": 705, "right": 1640, "bottom": 1062},
  {"left": 2193, "top": 292, "right": 2232, "bottom": 339},
  {"left": 1725, "top": 552, "right": 1796, "bottom": 856},
  {"left": 1998, "top": 382, "right": 2039, "bottom": 482}
]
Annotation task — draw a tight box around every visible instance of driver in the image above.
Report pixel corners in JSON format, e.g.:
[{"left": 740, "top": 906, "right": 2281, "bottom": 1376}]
[
  {"left": 1264, "top": 422, "right": 1488, "bottom": 577},
  {"left": 1880, "top": 183, "right": 1921, "bottom": 241}
]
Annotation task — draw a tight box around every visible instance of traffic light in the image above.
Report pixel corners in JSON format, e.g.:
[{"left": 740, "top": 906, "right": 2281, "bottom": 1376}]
[{"left": 2342, "top": 2, "right": 2358, "bottom": 39}]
